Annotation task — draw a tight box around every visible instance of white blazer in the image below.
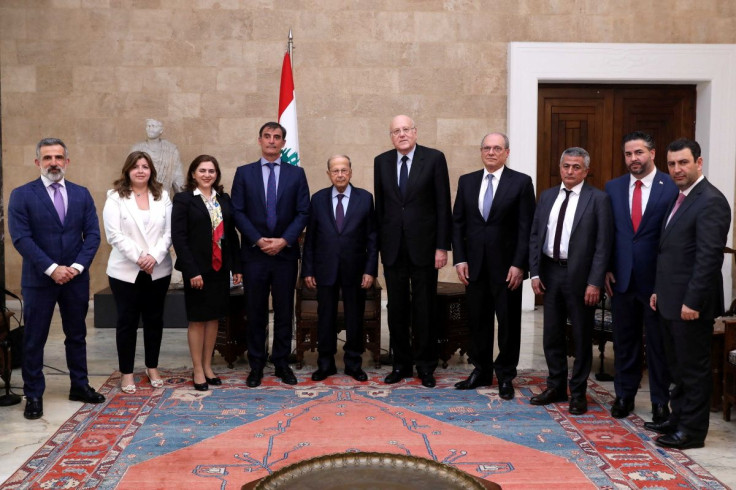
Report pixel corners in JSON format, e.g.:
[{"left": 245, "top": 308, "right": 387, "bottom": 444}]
[{"left": 103, "top": 189, "right": 173, "bottom": 283}]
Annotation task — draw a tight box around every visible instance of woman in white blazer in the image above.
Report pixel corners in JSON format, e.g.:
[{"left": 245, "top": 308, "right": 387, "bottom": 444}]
[{"left": 103, "top": 151, "right": 173, "bottom": 394}]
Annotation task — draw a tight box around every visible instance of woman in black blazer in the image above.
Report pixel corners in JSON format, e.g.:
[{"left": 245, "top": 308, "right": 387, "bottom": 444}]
[{"left": 171, "top": 155, "right": 242, "bottom": 391}]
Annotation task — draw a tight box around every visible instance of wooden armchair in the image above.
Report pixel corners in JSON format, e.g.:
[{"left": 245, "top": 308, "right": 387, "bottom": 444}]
[{"left": 722, "top": 317, "right": 736, "bottom": 421}]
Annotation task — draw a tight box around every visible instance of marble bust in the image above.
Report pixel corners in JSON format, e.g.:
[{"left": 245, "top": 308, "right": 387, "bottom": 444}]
[{"left": 130, "top": 119, "right": 184, "bottom": 197}]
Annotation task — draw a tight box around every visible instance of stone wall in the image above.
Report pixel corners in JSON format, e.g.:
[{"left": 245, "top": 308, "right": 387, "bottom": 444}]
[{"left": 2, "top": 0, "right": 735, "bottom": 294}]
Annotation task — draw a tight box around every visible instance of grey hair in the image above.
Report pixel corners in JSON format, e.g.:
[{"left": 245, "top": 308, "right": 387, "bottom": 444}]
[
  {"left": 560, "top": 147, "right": 590, "bottom": 168},
  {"left": 36, "top": 138, "right": 68, "bottom": 159},
  {"left": 480, "top": 132, "right": 510, "bottom": 149},
  {"left": 327, "top": 154, "right": 352, "bottom": 169}
]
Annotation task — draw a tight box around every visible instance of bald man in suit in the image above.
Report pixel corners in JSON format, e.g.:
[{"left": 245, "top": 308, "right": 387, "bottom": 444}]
[
  {"left": 529, "top": 147, "right": 613, "bottom": 415},
  {"left": 645, "top": 138, "right": 731, "bottom": 450}
]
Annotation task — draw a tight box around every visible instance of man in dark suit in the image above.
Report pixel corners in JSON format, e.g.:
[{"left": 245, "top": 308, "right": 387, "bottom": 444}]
[
  {"left": 452, "top": 132, "right": 535, "bottom": 398},
  {"left": 302, "top": 155, "right": 378, "bottom": 382},
  {"left": 529, "top": 147, "right": 613, "bottom": 415},
  {"left": 645, "top": 138, "right": 731, "bottom": 449},
  {"left": 604, "top": 131, "right": 678, "bottom": 422},
  {"left": 231, "top": 122, "right": 310, "bottom": 387},
  {"left": 8, "top": 138, "right": 104, "bottom": 420},
  {"left": 374, "top": 115, "right": 452, "bottom": 388}
]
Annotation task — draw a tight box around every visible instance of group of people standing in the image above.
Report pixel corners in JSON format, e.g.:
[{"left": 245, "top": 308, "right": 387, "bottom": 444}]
[{"left": 8, "top": 120, "right": 731, "bottom": 451}]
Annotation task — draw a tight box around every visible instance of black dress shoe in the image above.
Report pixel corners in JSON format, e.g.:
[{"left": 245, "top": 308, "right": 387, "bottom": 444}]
[
  {"left": 644, "top": 419, "right": 677, "bottom": 434},
  {"left": 651, "top": 403, "right": 670, "bottom": 424},
  {"left": 454, "top": 369, "right": 493, "bottom": 390},
  {"left": 345, "top": 368, "right": 368, "bottom": 382},
  {"left": 24, "top": 397, "right": 43, "bottom": 420},
  {"left": 418, "top": 372, "right": 436, "bottom": 388},
  {"left": 275, "top": 366, "right": 298, "bottom": 385},
  {"left": 205, "top": 376, "right": 222, "bottom": 386},
  {"left": 192, "top": 377, "right": 209, "bottom": 391},
  {"left": 246, "top": 369, "right": 263, "bottom": 388},
  {"left": 384, "top": 368, "right": 412, "bottom": 384},
  {"left": 311, "top": 366, "right": 337, "bottom": 381},
  {"left": 69, "top": 385, "right": 105, "bottom": 404},
  {"left": 610, "top": 397, "right": 634, "bottom": 418},
  {"left": 655, "top": 431, "right": 705, "bottom": 450},
  {"left": 530, "top": 387, "right": 568, "bottom": 406},
  {"left": 569, "top": 396, "right": 588, "bottom": 415},
  {"left": 498, "top": 380, "right": 514, "bottom": 400}
]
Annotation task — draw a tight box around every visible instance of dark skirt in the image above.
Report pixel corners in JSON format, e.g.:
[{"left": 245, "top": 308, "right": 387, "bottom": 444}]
[{"left": 182, "top": 268, "right": 230, "bottom": 322}]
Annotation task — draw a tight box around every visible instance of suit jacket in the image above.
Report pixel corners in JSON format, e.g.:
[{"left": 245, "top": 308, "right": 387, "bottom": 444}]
[
  {"left": 103, "top": 189, "right": 173, "bottom": 283},
  {"left": 301, "top": 185, "right": 378, "bottom": 286},
  {"left": 529, "top": 183, "right": 613, "bottom": 295},
  {"left": 654, "top": 178, "right": 731, "bottom": 321},
  {"left": 8, "top": 178, "right": 100, "bottom": 288},
  {"left": 230, "top": 160, "right": 310, "bottom": 262},
  {"left": 452, "top": 167, "right": 536, "bottom": 283},
  {"left": 605, "top": 170, "right": 678, "bottom": 294},
  {"left": 171, "top": 190, "right": 242, "bottom": 280},
  {"left": 374, "top": 144, "right": 452, "bottom": 267}
]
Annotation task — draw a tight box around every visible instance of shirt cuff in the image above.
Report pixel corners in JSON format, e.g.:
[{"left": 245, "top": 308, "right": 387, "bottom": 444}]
[
  {"left": 44, "top": 263, "right": 59, "bottom": 276},
  {"left": 71, "top": 263, "right": 84, "bottom": 273}
]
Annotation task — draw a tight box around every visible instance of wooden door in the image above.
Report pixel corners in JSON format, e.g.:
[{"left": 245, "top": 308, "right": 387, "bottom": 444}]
[{"left": 537, "top": 84, "right": 696, "bottom": 195}]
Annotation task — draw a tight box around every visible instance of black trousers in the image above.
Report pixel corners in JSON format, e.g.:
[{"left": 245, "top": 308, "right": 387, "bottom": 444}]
[
  {"left": 660, "top": 315, "right": 713, "bottom": 441},
  {"left": 109, "top": 272, "right": 171, "bottom": 374},
  {"left": 384, "top": 243, "right": 438, "bottom": 374},
  {"left": 466, "top": 261, "right": 522, "bottom": 382},
  {"left": 316, "top": 281, "right": 366, "bottom": 372}
]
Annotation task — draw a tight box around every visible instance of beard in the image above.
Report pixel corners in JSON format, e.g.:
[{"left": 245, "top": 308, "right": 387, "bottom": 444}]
[{"left": 42, "top": 166, "right": 65, "bottom": 182}]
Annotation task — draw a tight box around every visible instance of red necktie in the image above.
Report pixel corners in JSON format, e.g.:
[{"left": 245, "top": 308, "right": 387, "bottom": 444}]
[{"left": 631, "top": 180, "right": 642, "bottom": 233}]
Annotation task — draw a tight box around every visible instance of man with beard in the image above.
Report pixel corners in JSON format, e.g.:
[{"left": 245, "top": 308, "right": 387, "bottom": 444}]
[
  {"left": 8, "top": 138, "right": 104, "bottom": 420},
  {"left": 604, "top": 131, "right": 678, "bottom": 423}
]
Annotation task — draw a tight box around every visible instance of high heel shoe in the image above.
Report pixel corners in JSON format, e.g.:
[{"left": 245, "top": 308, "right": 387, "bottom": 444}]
[
  {"left": 146, "top": 368, "right": 164, "bottom": 388},
  {"left": 192, "top": 375, "right": 208, "bottom": 392},
  {"left": 205, "top": 376, "right": 222, "bottom": 386}
]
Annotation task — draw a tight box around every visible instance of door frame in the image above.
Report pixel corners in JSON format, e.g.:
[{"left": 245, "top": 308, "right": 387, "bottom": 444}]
[{"left": 508, "top": 42, "right": 736, "bottom": 310}]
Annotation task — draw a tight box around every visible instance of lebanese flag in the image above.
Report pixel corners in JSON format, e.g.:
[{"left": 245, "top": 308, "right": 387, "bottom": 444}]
[{"left": 278, "top": 52, "right": 300, "bottom": 166}]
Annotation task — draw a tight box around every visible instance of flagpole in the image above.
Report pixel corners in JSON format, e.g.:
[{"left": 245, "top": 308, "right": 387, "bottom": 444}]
[{"left": 287, "top": 28, "right": 293, "bottom": 59}]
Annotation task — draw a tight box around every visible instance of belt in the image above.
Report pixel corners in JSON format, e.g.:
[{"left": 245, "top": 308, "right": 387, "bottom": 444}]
[{"left": 543, "top": 255, "right": 568, "bottom": 267}]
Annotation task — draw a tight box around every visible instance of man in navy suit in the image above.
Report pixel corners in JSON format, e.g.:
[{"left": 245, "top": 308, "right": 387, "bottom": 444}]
[
  {"left": 529, "top": 147, "right": 613, "bottom": 415},
  {"left": 374, "top": 115, "right": 452, "bottom": 388},
  {"left": 646, "top": 138, "right": 731, "bottom": 449},
  {"left": 8, "top": 138, "right": 104, "bottom": 420},
  {"left": 302, "top": 155, "right": 378, "bottom": 382},
  {"left": 604, "top": 131, "right": 678, "bottom": 422},
  {"left": 452, "top": 133, "right": 535, "bottom": 398},
  {"left": 231, "top": 122, "right": 310, "bottom": 387}
]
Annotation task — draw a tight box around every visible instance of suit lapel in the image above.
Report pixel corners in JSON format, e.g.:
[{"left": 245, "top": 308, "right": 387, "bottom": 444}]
[
  {"left": 123, "top": 193, "right": 148, "bottom": 236},
  {"left": 324, "top": 189, "right": 339, "bottom": 233},
  {"left": 253, "top": 162, "right": 268, "bottom": 210},
  {"left": 33, "top": 179, "right": 64, "bottom": 227},
  {"left": 571, "top": 184, "right": 592, "bottom": 233},
  {"left": 664, "top": 179, "right": 703, "bottom": 234},
  {"left": 404, "top": 147, "right": 427, "bottom": 200},
  {"left": 489, "top": 169, "right": 513, "bottom": 220},
  {"left": 616, "top": 178, "right": 634, "bottom": 233},
  {"left": 538, "top": 189, "right": 557, "bottom": 243},
  {"left": 469, "top": 171, "right": 485, "bottom": 221},
  {"left": 639, "top": 172, "right": 666, "bottom": 231}
]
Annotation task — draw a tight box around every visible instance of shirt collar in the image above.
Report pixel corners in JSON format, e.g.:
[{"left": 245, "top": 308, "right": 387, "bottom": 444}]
[
  {"left": 260, "top": 157, "right": 282, "bottom": 166},
  {"left": 397, "top": 146, "right": 416, "bottom": 163},
  {"left": 483, "top": 165, "right": 505, "bottom": 180},
  {"left": 630, "top": 167, "right": 656, "bottom": 188},
  {"left": 332, "top": 184, "right": 352, "bottom": 198},
  {"left": 560, "top": 180, "right": 585, "bottom": 195},
  {"left": 41, "top": 175, "right": 65, "bottom": 187},
  {"left": 681, "top": 175, "right": 705, "bottom": 196},
  {"left": 193, "top": 187, "right": 218, "bottom": 198}
]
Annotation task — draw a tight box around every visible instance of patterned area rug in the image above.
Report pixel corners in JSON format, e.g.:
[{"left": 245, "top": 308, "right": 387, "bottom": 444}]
[{"left": 3, "top": 369, "right": 727, "bottom": 489}]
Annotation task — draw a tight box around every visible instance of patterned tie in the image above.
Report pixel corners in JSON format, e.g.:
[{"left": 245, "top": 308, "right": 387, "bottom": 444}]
[
  {"left": 335, "top": 194, "right": 345, "bottom": 233},
  {"left": 482, "top": 174, "right": 494, "bottom": 221},
  {"left": 266, "top": 162, "right": 277, "bottom": 232},
  {"left": 553, "top": 189, "right": 572, "bottom": 260},
  {"left": 51, "top": 183, "right": 65, "bottom": 224},
  {"left": 667, "top": 192, "right": 686, "bottom": 226},
  {"left": 399, "top": 155, "right": 408, "bottom": 198},
  {"left": 631, "top": 180, "right": 643, "bottom": 233}
]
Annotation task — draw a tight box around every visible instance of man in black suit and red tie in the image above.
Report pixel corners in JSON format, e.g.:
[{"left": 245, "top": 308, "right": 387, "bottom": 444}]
[
  {"left": 231, "top": 122, "right": 310, "bottom": 387},
  {"left": 528, "top": 147, "right": 613, "bottom": 415},
  {"left": 645, "top": 138, "right": 731, "bottom": 449},
  {"left": 302, "top": 155, "right": 378, "bottom": 382},
  {"left": 374, "top": 115, "right": 452, "bottom": 388},
  {"left": 452, "top": 133, "right": 535, "bottom": 398}
]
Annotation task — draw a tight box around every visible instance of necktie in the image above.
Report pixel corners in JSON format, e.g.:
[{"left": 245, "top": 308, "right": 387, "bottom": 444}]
[
  {"left": 482, "top": 174, "right": 494, "bottom": 220},
  {"left": 667, "top": 192, "right": 686, "bottom": 226},
  {"left": 399, "top": 155, "right": 408, "bottom": 198},
  {"left": 266, "top": 162, "right": 277, "bottom": 232},
  {"left": 51, "top": 183, "right": 65, "bottom": 224},
  {"left": 631, "top": 180, "right": 643, "bottom": 233},
  {"left": 553, "top": 189, "right": 572, "bottom": 260},
  {"left": 335, "top": 194, "right": 345, "bottom": 233}
]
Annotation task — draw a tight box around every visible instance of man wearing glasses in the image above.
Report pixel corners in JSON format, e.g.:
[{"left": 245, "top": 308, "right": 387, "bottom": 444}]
[
  {"left": 374, "top": 115, "right": 452, "bottom": 388},
  {"left": 528, "top": 147, "right": 612, "bottom": 415},
  {"left": 451, "top": 133, "right": 536, "bottom": 398}
]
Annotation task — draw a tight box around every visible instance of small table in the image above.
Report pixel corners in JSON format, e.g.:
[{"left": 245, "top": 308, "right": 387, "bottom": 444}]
[
  {"left": 242, "top": 452, "right": 499, "bottom": 489},
  {"left": 215, "top": 287, "right": 247, "bottom": 368},
  {"left": 435, "top": 282, "right": 470, "bottom": 368}
]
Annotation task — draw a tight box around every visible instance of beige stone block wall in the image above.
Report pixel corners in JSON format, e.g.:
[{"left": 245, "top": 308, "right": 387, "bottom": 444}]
[{"left": 2, "top": 1, "right": 735, "bottom": 293}]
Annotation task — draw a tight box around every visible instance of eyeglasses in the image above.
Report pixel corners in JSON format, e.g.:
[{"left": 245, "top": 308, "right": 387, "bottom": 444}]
[
  {"left": 481, "top": 146, "right": 506, "bottom": 154},
  {"left": 390, "top": 127, "right": 416, "bottom": 137},
  {"left": 329, "top": 168, "right": 351, "bottom": 175}
]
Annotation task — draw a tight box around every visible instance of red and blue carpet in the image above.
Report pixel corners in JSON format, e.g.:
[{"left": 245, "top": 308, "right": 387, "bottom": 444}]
[{"left": 3, "top": 370, "right": 727, "bottom": 489}]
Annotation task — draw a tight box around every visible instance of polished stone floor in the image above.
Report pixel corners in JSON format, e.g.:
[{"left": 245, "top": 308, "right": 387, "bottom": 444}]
[{"left": 1, "top": 299, "right": 735, "bottom": 487}]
